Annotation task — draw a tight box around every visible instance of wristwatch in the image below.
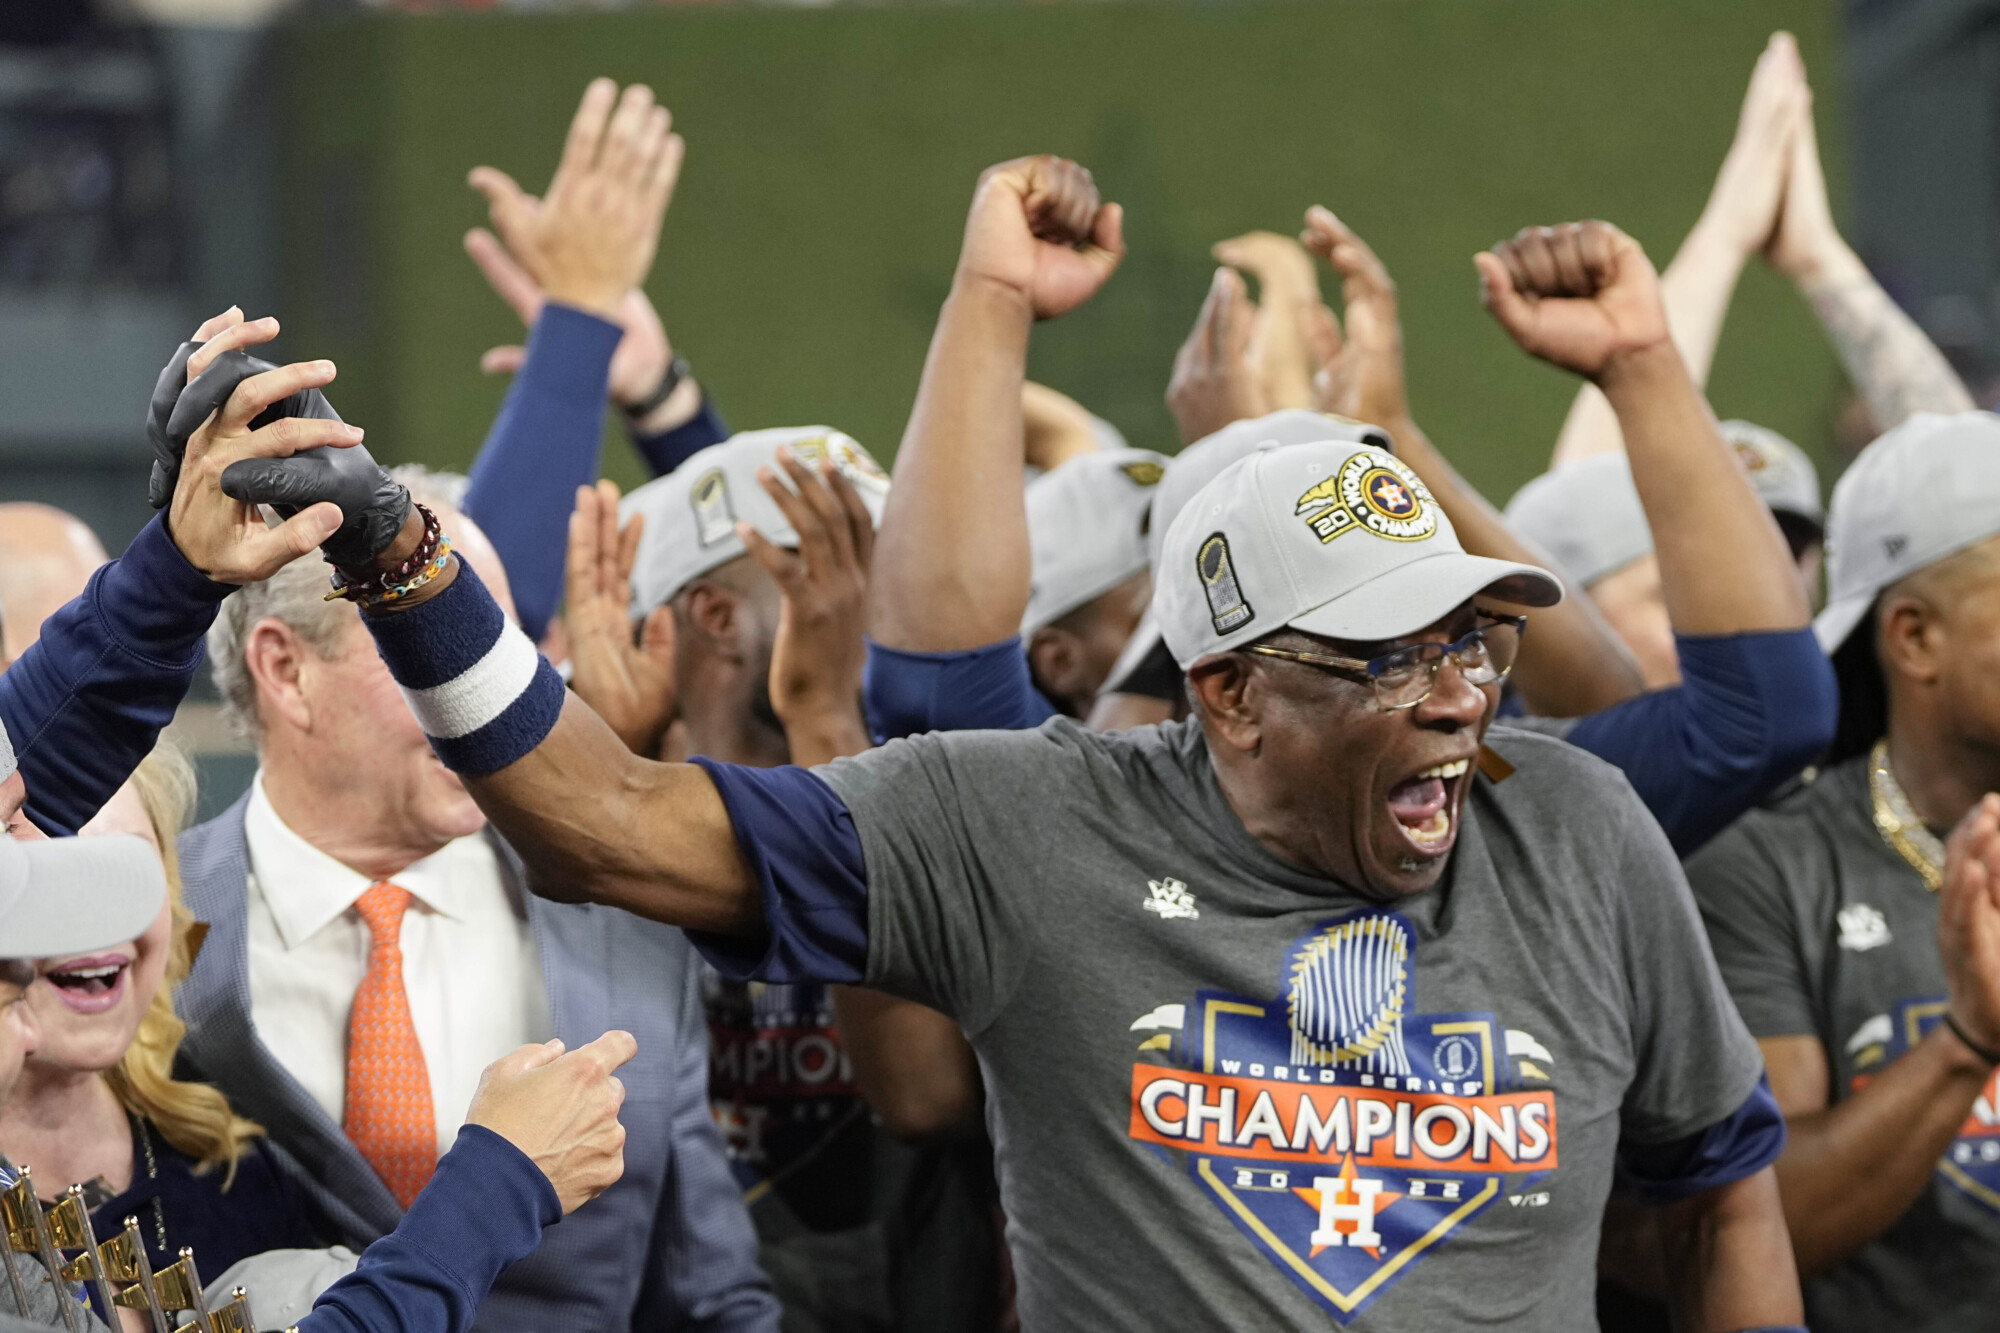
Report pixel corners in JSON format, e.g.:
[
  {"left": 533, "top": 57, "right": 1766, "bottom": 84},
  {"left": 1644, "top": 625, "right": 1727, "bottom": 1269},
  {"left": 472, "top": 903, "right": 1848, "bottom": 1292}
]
[{"left": 622, "top": 355, "right": 692, "bottom": 421}]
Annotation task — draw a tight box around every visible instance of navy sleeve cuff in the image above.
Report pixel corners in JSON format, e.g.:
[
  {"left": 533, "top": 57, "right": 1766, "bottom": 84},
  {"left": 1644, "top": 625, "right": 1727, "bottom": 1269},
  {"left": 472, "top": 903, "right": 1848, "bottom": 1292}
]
[
  {"left": 685, "top": 757, "right": 869, "bottom": 984},
  {"left": 2, "top": 514, "right": 235, "bottom": 835},
  {"left": 631, "top": 394, "right": 730, "bottom": 478},
  {"left": 100, "top": 512, "right": 240, "bottom": 631},
  {"left": 862, "top": 636, "right": 1058, "bottom": 742},
  {"left": 1565, "top": 627, "right": 1837, "bottom": 856},
  {"left": 303, "top": 1124, "right": 558, "bottom": 1333},
  {"left": 1619, "top": 1074, "right": 1787, "bottom": 1205},
  {"left": 518, "top": 303, "right": 623, "bottom": 404}
]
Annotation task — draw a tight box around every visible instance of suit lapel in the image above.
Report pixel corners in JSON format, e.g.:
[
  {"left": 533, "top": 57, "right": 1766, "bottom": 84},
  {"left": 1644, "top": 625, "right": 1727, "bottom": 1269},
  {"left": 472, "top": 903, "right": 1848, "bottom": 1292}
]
[{"left": 177, "top": 798, "right": 403, "bottom": 1240}]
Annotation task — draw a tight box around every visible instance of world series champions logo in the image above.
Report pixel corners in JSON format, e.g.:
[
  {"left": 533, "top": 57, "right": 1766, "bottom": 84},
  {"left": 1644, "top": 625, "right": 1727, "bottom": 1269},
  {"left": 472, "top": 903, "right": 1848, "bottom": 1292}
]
[
  {"left": 1126, "top": 909, "right": 1558, "bottom": 1322},
  {"left": 1850, "top": 997, "right": 2000, "bottom": 1216}
]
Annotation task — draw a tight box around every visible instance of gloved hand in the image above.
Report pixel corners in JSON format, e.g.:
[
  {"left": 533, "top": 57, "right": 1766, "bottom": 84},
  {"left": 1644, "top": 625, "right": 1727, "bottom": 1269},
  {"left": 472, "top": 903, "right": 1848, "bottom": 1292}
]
[{"left": 147, "top": 345, "right": 412, "bottom": 569}]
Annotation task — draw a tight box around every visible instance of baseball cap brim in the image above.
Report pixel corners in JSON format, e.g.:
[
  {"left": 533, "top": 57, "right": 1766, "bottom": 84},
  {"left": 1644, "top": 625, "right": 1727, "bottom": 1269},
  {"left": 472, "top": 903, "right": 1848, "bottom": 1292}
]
[
  {"left": 0, "top": 835, "right": 167, "bottom": 962},
  {"left": 1286, "top": 550, "right": 1562, "bottom": 645},
  {"left": 1813, "top": 592, "right": 1873, "bottom": 656}
]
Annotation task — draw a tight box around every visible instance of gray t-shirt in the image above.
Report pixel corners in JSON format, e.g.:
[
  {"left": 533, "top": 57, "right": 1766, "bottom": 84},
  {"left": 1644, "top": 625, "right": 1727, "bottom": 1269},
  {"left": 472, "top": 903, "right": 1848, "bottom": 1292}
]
[
  {"left": 818, "top": 718, "right": 1761, "bottom": 1331},
  {"left": 1685, "top": 756, "right": 2000, "bottom": 1333}
]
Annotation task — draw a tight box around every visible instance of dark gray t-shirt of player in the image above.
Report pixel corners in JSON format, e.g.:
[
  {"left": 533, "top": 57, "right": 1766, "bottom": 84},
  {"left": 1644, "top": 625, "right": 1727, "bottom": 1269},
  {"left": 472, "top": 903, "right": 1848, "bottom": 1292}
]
[
  {"left": 817, "top": 719, "right": 1761, "bottom": 1332},
  {"left": 1686, "top": 757, "right": 2000, "bottom": 1333}
]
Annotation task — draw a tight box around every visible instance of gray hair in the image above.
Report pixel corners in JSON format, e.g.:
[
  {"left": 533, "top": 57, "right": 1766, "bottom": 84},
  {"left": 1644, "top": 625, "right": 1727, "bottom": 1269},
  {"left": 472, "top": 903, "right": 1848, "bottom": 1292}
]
[{"left": 207, "top": 465, "right": 468, "bottom": 739}]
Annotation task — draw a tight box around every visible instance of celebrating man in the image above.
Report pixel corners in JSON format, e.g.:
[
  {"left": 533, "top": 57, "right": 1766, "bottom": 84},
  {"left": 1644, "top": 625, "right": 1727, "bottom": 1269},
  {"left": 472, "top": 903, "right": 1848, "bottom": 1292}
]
[{"left": 245, "top": 156, "right": 1817, "bottom": 1330}]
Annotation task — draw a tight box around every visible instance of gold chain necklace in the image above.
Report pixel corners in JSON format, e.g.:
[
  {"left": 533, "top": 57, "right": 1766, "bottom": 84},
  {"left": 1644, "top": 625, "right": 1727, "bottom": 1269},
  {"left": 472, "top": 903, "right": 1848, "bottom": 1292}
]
[{"left": 1870, "top": 739, "right": 1944, "bottom": 892}]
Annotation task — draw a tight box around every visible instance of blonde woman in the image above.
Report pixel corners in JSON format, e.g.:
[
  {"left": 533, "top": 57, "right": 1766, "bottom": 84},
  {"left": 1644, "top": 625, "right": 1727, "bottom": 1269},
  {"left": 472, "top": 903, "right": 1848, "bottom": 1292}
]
[{"left": 0, "top": 744, "right": 321, "bottom": 1296}]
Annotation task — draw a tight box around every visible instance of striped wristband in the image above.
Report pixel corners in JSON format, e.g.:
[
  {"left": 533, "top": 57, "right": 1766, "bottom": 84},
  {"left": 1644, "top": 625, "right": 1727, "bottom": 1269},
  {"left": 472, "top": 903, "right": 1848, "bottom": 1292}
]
[{"left": 359, "top": 557, "right": 567, "bottom": 775}]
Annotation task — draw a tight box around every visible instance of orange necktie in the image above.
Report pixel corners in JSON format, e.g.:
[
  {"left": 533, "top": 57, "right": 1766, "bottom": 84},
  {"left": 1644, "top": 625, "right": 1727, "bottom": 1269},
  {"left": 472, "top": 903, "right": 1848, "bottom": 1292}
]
[{"left": 344, "top": 882, "right": 436, "bottom": 1209}]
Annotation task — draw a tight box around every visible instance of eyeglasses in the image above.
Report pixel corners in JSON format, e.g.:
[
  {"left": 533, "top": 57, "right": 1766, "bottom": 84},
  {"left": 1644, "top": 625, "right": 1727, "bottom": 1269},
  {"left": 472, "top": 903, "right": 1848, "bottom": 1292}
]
[{"left": 1244, "top": 614, "right": 1527, "bottom": 710}]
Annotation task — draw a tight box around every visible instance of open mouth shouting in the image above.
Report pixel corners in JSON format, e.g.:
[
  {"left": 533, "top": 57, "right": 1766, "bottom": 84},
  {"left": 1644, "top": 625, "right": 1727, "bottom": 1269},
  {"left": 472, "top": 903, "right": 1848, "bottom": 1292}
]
[
  {"left": 41, "top": 953, "right": 133, "bottom": 1015},
  {"left": 1385, "top": 756, "right": 1473, "bottom": 860}
]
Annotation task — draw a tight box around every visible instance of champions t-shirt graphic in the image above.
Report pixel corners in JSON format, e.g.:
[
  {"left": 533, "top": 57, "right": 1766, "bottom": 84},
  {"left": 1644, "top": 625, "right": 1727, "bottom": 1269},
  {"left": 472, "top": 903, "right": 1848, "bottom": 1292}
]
[
  {"left": 704, "top": 975, "right": 875, "bottom": 1223},
  {"left": 1126, "top": 908, "right": 1558, "bottom": 1322},
  {"left": 1847, "top": 997, "right": 2000, "bottom": 1214}
]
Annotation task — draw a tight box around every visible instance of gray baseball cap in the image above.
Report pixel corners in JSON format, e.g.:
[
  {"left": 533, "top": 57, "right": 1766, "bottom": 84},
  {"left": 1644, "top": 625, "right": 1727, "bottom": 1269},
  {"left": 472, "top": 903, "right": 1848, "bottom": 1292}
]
[
  {"left": 1721, "top": 420, "right": 1823, "bottom": 527},
  {"left": 1098, "top": 412, "right": 1392, "bottom": 693},
  {"left": 1814, "top": 411, "right": 2000, "bottom": 654},
  {"left": 625, "top": 427, "right": 889, "bottom": 614},
  {"left": 1503, "top": 454, "right": 1652, "bottom": 590},
  {"left": 0, "top": 833, "right": 167, "bottom": 962},
  {"left": 1023, "top": 448, "right": 1169, "bottom": 636},
  {"left": 1146, "top": 411, "right": 1394, "bottom": 572},
  {"left": 1156, "top": 442, "right": 1561, "bottom": 667}
]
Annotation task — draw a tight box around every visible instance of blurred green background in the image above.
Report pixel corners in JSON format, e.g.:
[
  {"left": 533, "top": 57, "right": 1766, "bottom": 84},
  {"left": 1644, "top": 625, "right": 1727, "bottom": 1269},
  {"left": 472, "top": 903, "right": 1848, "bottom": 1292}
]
[{"left": 280, "top": 0, "right": 1844, "bottom": 505}]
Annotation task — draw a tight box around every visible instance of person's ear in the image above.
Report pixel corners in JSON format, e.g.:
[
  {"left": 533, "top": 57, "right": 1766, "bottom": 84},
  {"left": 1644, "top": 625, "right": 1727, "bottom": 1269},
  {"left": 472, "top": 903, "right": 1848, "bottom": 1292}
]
[
  {"left": 1879, "top": 593, "right": 1945, "bottom": 688},
  {"left": 242, "top": 618, "right": 318, "bottom": 732},
  {"left": 1027, "top": 626, "right": 1086, "bottom": 705},
  {"left": 682, "top": 582, "right": 744, "bottom": 658},
  {"left": 1187, "top": 654, "right": 1262, "bottom": 754}
]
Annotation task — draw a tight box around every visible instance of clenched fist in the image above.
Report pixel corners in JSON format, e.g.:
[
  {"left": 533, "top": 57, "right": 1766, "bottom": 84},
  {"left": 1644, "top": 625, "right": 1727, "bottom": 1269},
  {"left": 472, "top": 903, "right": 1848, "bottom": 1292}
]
[
  {"left": 955, "top": 155, "right": 1125, "bottom": 321},
  {"left": 1474, "top": 221, "right": 1671, "bottom": 382}
]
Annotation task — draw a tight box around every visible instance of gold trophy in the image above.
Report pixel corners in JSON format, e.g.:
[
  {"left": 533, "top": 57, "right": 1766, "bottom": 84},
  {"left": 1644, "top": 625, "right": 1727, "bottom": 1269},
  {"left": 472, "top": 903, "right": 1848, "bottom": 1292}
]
[
  {"left": 0, "top": 1170, "right": 256, "bottom": 1333},
  {"left": 2, "top": 1167, "right": 84, "bottom": 1333}
]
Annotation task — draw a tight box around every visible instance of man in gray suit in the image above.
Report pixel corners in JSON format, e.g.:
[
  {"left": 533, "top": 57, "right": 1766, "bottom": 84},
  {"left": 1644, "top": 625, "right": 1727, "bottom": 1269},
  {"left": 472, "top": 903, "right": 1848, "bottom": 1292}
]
[{"left": 176, "top": 488, "right": 776, "bottom": 1332}]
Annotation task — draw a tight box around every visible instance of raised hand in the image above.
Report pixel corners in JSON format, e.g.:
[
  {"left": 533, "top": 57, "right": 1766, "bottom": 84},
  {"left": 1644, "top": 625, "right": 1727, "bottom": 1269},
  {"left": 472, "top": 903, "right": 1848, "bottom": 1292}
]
[
  {"left": 1213, "top": 230, "right": 1323, "bottom": 410},
  {"left": 1698, "top": 32, "right": 1807, "bottom": 262},
  {"left": 1299, "top": 206, "right": 1407, "bottom": 429},
  {"left": 955, "top": 155, "right": 1125, "bottom": 321},
  {"left": 464, "top": 220, "right": 678, "bottom": 413},
  {"left": 564, "top": 480, "right": 677, "bottom": 758},
  {"left": 165, "top": 342, "right": 362, "bottom": 584},
  {"left": 464, "top": 1030, "right": 637, "bottom": 1215},
  {"left": 1939, "top": 795, "right": 2000, "bottom": 1060},
  {"left": 1166, "top": 267, "right": 1268, "bottom": 445},
  {"left": 1475, "top": 221, "right": 1672, "bottom": 382},
  {"left": 1762, "top": 45, "right": 1846, "bottom": 286},
  {"left": 739, "top": 447, "right": 875, "bottom": 766},
  {"left": 468, "top": 78, "right": 684, "bottom": 320}
]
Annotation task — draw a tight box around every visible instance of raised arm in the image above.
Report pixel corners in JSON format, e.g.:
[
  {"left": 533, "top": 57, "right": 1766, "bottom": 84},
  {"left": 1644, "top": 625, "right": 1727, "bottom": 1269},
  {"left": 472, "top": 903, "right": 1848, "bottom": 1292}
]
[
  {"left": 868, "top": 156, "right": 1124, "bottom": 651},
  {"left": 1295, "top": 208, "right": 1644, "bottom": 716},
  {"left": 383, "top": 566, "right": 755, "bottom": 929},
  {"left": 1480, "top": 222, "right": 1808, "bottom": 638},
  {"left": 3, "top": 312, "right": 372, "bottom": 833},
  {"left": 1763, "top": 50, "right": 1973, "bottom": 428},
  {"left": 460, "top": 79, "right": 685, "bottom": 641},
  {"left": 1550, "top": 32, "right": 1807, "bottom": 466}
]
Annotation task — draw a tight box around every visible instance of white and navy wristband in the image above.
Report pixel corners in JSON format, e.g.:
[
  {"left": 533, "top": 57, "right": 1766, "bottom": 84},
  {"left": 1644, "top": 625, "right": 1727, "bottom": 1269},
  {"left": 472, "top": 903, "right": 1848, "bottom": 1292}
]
[{"left": 361, "top": 558, "right": 567, "bottom": 776}]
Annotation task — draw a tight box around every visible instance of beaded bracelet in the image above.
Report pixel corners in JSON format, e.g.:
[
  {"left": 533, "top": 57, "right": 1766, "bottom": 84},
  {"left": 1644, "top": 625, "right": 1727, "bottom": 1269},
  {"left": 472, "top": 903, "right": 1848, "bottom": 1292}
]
[{"left": 326, "top": 503, "right": 451, "bottom": 608}]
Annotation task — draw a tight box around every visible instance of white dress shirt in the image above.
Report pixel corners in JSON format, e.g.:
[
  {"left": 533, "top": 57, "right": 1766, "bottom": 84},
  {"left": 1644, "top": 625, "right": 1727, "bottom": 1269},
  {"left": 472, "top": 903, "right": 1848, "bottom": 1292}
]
[{"left": 242, "top": 774, "right": 554, "bottom": 1159}]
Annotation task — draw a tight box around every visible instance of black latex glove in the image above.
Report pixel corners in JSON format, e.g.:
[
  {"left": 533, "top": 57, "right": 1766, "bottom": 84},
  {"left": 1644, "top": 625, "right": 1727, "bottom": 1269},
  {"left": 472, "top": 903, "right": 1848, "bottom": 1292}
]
[{"left": 146, "top": 346, "right": 412, "bottom": 569}]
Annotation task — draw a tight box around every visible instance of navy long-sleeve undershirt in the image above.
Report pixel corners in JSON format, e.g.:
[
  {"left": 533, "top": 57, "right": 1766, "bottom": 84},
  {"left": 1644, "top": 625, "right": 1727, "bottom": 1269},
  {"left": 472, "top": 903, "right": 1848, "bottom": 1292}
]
[{"left": 0, "top": 514, "right": 233, "bottom": 836}]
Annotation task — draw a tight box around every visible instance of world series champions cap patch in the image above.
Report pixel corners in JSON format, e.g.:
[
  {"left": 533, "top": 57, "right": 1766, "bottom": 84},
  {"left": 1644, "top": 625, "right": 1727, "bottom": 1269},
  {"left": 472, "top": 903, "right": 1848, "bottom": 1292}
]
[
  {"left": 691, "top": 469, "right": 735, "bottom": 548},
  {"left": 1199, "top": 533, "right": 1254, "bottom": 634},
  {"left": 1295, "top": 452, "right": 1439, "bottom": 546}
]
